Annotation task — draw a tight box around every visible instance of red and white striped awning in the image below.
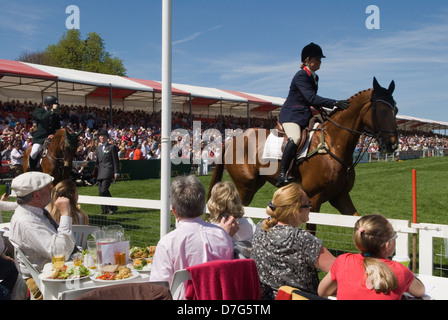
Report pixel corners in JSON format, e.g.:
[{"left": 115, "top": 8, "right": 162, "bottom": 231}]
[{"left": 0, "top": 59, "right": 283, "bottom": 113}]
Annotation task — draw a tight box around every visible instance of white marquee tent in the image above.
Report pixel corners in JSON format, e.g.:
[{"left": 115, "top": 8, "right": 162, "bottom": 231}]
[{"left": 0, "top": 58, "right": 447, "bottom": 133}]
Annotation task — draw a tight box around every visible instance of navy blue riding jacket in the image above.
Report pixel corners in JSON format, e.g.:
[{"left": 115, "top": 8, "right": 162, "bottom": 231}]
[{"left": 279, "top": 67, "right": 335, "bottom": 127}]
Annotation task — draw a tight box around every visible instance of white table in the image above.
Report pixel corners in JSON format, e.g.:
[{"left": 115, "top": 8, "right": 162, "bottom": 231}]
[
  {"left": 40, "top": 262, "right": 151, "bottom": 300},
  {"left": 416, "top": 274, "right": 448, "bottom": 300}
]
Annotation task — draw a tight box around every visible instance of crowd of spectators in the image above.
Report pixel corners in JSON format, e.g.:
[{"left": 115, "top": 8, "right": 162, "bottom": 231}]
[
  {"left": 356, "top": 131, "right": 448, "bottom": 154},
  {"left": 0, "top": 100, "right": 275, "bottom": 167},
  {"left": 1, "top": 99, "right": 448, "bottom": 168}
]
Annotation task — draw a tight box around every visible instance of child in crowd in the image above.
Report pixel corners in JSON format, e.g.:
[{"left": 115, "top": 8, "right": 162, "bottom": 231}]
[{"left": 318, "top": 214, "right": 425, "bottom": 300}]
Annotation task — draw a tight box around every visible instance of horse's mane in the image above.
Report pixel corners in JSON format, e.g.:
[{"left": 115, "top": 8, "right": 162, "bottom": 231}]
[
  {"left": 325, "top": 88, "right": 373, "bottom": 120},
  {"left": 348, "top": 88, "right": 373, "bottom": 102}
]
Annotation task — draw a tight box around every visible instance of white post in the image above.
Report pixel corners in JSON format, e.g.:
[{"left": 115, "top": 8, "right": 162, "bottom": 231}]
[{"left": 160, "top": 0, "right": 172, "bottom": 238}]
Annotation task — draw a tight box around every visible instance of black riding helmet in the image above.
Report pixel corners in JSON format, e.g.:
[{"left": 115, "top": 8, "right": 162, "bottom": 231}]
[
  {"left": 301, "top": 43, "right": 326, "bottom": 63},
  {"left": 43, "top": 95, "right": 59, "bottom": 107}
]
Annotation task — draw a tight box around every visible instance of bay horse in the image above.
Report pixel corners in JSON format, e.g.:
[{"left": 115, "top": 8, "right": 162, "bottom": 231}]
[
  {"left": 209, "top": 77, "right": 398, "bottom": 223},
  {"left": 23, "top": 128, "right": 81, "bottom": 186}
]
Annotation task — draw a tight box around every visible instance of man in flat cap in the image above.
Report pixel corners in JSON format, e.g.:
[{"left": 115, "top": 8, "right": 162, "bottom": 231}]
[
  {"left": 95, "top": 128, "right": 120, "bottom": 214},
  {"left": 9, "top": 172, "right": 75, "bottom": 299}
]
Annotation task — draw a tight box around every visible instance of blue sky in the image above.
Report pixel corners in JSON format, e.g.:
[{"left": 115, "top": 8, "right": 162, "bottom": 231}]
[{"left": 1, "top": 0, "right": 448, "bottom": 121}]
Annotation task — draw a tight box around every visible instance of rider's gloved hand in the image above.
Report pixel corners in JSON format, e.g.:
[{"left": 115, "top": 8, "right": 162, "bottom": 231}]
[{"left": 334, "top": 100, "right": 350, "bottom": 110}]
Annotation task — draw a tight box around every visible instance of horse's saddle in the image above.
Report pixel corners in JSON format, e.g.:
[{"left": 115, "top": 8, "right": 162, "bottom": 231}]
[
  {"left": 262, "top": 117, "right": 321, "bottom": 161},
  {"left": 29, "top": 137, "right": 52, "bottom": 164}
]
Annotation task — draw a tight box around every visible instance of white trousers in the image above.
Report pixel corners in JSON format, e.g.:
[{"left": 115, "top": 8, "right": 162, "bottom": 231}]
[
  {"left": 30, "top": 143, "right": 42, "bottom": 159},
  {"left": 282, "top": 122, "right": 302, "bottom": 145}
]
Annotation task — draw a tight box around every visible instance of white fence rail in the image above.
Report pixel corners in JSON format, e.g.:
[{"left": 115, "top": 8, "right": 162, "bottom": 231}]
[{"left": 78, "top": 195, "right": 445, "bottom": 276}]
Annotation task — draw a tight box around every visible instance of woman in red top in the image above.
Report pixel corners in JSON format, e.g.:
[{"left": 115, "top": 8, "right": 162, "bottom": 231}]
[{"left": 318, "top": 214, "right": 425, "bottom": 300}]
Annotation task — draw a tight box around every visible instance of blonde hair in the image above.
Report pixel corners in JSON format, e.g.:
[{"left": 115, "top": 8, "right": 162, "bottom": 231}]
[
  {"left": 206, "top": 181, "right": 244, "bottom": 223},
  {"left": 262, "top": 183, "right": 303, "bottom": 231},
  {"left": 353, "top": 215, "right": 398, "bottom": 294},
  {"left": 49, "top": 179, "right": 86, "bottom": 225}
]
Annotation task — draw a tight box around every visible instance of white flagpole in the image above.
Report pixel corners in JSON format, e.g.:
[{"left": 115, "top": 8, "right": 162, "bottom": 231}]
[{"left": 160, "top": 0, "right": 172, "bottom": 237}]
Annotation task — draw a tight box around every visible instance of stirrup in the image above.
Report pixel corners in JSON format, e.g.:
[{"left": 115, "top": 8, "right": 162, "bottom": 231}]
[{"left": 276, "top": 172, "right": 295, "bottom": 188}]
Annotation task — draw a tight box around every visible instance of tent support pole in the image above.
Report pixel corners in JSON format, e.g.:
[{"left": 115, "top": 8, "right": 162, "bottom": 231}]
[
  {"left": 189, "top": 94, "right": 193, "bottom": 129},
  {"left": 109, "top": 84, "right": 113, "bottom": 126},
  {"left": 152, "top": 91, "right": 156, "bottom": 115},
  {"left": 247, "top": 102, "right": 250, "bottom": 127}
]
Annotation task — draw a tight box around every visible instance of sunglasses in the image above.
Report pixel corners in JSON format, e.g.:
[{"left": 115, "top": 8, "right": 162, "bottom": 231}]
[
  {"left": 300, "top": 201, "right": 312, "bottom": 209},
  {"left": 388, "top": 232, "right": 398, "bottom": 242}
]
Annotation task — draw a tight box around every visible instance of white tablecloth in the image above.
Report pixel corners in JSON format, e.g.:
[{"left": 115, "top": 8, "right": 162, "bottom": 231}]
[
  {"left": 40, "top": 262, "right": 150, "bottom": 300},
  {"left": 416, "top": 274, "right": 448, "bottom": 300}
]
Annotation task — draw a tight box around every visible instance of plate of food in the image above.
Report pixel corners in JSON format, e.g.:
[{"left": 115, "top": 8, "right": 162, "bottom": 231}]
[
  {"left": 39, "top": 264, "right": 92, "bottom": 281},
  {"left": 129, "top": 258, "right": 153, "bottom": 272},
  {"left": 129, "top": 246, "right": 156, "bottom": 260},
  {"left": 91, "top": 264, "right": 139, "bottom": 283}
]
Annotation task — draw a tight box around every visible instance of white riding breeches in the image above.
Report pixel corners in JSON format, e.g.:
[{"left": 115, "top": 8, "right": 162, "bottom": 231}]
[
  {"left": 30, "top": 143, "right": 42, "bottom": 159},
  {"left": 282, "top": 122, "right": 301, "bottom": 145}
]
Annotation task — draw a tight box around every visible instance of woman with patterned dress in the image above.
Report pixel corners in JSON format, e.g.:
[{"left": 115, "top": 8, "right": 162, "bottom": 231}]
[{"left": 251, "top": 183, "right": 335, "bottom": 299}]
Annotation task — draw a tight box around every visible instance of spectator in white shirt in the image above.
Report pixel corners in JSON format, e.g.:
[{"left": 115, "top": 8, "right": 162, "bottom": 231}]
[
  {"left": 10, "top": 172, "right": 76, "bottom": 299},
  {"left": 150, "top": 175, "right": 238, "bottom": 299},
  {"left": 10, "top": 141, "right": 23, "bottom": 177},
  {"left": 0, "top": 193, "right": 18, "bottom": 224}
]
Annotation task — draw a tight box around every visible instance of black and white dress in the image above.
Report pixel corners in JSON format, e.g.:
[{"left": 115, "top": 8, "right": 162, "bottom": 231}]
[{"left": 251, "top": 221, "right": 323, "bottom": 299}]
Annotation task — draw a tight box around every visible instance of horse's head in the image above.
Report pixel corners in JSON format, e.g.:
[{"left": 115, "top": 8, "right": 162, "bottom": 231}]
[
  {"left": 366, "top": 77, "right": 399, "bottom": 153},
  {"left": 64, "top": 128, "right": 80, "bottom": 151}
]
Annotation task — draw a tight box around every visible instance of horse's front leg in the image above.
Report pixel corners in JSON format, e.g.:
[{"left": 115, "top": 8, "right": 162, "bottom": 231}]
[
  {"left": 329, "top": 193, "right": 359, "bottom": 216},
  {"left": 305, "top": 198, "right": 323, "bottom": 235}
]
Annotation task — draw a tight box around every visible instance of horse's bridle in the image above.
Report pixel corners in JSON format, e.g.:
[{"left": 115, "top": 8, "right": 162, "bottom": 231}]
[
  {"left": 368, "top": 95, "right": 399, "bottom": 139},
  {"left": 320, "top": 94, "right": 398, "bottom": 140},
  {"left": 307, "top": 93, "right": 399, "bottom": 177}
]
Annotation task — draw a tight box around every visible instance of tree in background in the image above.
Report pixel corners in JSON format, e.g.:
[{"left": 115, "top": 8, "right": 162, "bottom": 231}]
[{"left": 17, "top": 30, "right": 127, "bottom": 76}]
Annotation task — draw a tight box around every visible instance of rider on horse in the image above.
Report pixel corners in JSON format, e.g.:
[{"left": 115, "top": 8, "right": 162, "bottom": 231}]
[
  {"left": 28, "top": 95, "right": 62, "bottom": 171},
  {"left": 276, "top": 43, "right": 350, "bottom": 187}
]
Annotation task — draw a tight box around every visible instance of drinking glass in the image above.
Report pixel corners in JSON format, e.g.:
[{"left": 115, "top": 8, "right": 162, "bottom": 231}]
[
  {"left": 51, "top": 244, "right": 66, "bottom": 269},
  {"left": 84, "top": 240, "right": 98, "bottom": 269}
]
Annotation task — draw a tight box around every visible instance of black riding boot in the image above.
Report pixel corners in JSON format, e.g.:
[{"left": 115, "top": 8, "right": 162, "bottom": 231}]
[
  {"left": 28, "top": 157, "right": 38, "bottom": 171},
  {"left": 276, "top": 138, "right": 298, "bottom": 188}
]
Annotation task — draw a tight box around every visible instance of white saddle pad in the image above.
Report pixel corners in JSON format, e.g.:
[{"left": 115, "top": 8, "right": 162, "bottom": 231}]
[{"left": 261, "top": 123, "right": 319, "bottom": 161}]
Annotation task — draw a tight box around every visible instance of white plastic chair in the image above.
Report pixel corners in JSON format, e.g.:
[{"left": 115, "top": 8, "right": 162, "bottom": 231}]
[
  {"left": 10, "top": 240, "right": 42, "bottom": 300},
  {"left": 72, "top": 225, "right": 99, "bottom": 249},
  {"left": 170, "top": 269, "right": 191, "bottom": 300},
  {"left": 59, "top": 286, "right": 97, "bottom": 300}
]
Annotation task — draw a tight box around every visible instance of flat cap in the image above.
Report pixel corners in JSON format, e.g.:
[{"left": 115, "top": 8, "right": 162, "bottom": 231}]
[{"left": 11, "top": 172, "right": 54, "bottom": 197}]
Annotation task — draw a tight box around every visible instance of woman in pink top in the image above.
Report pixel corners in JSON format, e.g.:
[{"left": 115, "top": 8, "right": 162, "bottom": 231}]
[{"left": 318, "top": 214, "right": 425, "bottom": 300}]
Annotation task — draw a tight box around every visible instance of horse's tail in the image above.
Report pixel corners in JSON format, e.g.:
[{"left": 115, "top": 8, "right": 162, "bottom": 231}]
[{"left": 207, "top": 146, "right": 225, "bottom": 200}]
